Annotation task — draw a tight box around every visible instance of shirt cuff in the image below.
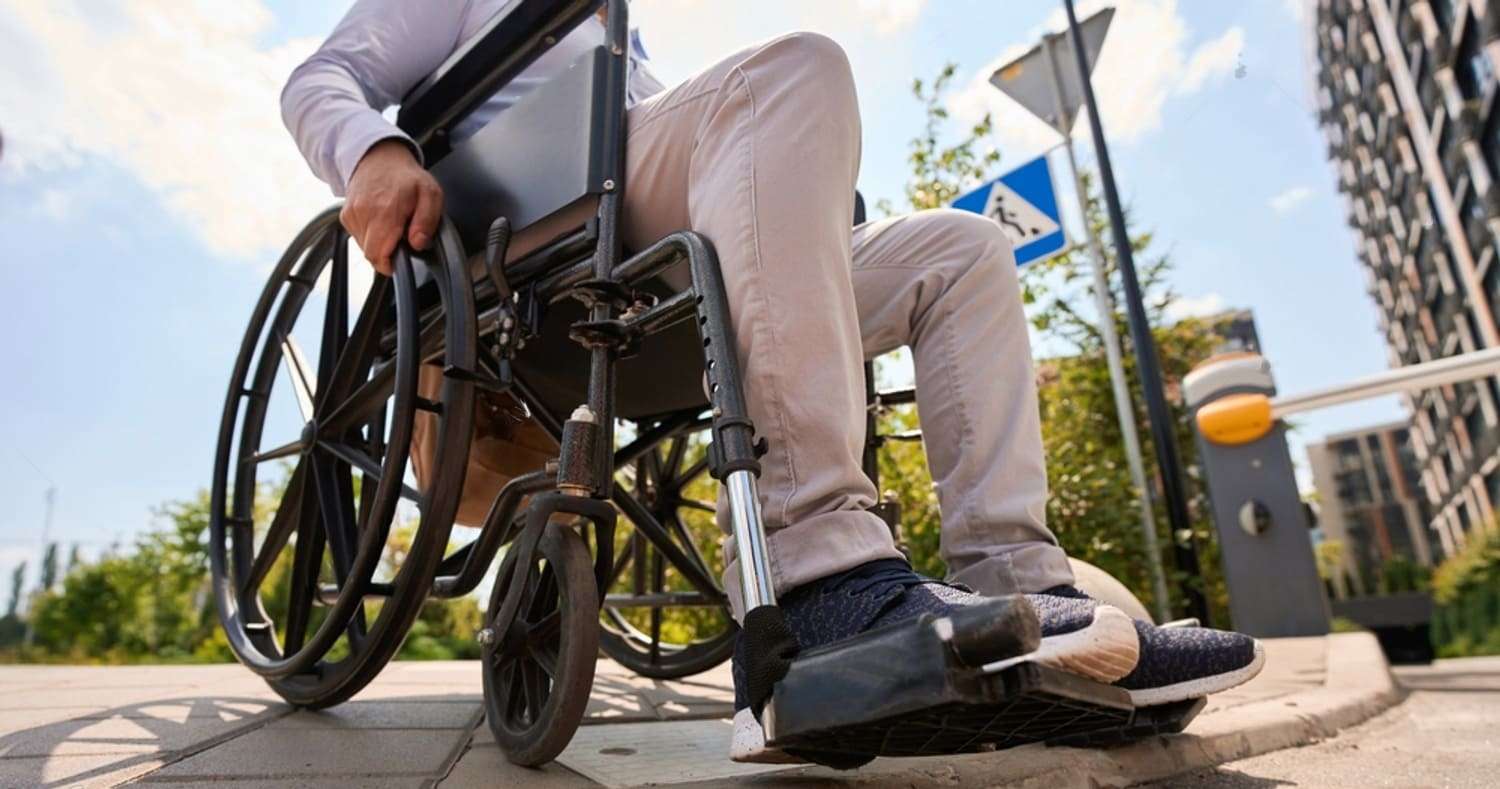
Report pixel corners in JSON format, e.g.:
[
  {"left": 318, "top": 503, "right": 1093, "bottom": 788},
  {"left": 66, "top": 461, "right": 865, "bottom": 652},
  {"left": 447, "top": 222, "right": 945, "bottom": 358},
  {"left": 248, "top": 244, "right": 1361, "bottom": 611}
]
[{"left": 334, "top": 122, "right": 423, "bottom": 196}]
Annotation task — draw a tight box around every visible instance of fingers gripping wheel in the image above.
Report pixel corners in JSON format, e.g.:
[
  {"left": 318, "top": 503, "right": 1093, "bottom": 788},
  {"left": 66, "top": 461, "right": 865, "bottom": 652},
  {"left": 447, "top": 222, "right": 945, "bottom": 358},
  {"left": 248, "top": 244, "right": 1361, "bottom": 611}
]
[
  {"left": 483, "top": 526, "right": 600, "bottom": 767},
  {"left": 208, "top": 207, "right": 476, "bottom": 707}
]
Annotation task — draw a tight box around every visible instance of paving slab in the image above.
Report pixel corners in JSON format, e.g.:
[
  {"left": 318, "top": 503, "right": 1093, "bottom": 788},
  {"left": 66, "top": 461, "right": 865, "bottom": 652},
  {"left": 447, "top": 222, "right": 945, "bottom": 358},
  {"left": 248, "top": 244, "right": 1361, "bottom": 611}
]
[
  {"left": 441, "top": 741, "right": 595, "bottom": 789},
  {"left": 272, "top": 700, "right": 482, "bottom": 731},
  {"left": 139, "top": 728, "right": 465, "bottom": 781},
  {"left": 0, "top": 752, "right": 166, "bottom": 789}
]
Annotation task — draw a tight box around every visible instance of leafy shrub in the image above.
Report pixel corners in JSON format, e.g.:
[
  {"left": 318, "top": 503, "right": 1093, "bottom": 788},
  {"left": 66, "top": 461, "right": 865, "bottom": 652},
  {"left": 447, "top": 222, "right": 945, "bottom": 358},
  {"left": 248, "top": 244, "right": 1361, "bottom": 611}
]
[{"left": 1429, "top": 524, "right": 1500, "bottom": 658}]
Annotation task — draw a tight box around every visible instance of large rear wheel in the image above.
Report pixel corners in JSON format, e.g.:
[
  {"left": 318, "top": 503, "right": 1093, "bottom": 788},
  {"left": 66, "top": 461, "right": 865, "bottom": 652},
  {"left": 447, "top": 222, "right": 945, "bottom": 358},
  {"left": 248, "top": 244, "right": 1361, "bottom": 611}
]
[{"left": 208, "top": 208, "right": 476, "bottom": 707}]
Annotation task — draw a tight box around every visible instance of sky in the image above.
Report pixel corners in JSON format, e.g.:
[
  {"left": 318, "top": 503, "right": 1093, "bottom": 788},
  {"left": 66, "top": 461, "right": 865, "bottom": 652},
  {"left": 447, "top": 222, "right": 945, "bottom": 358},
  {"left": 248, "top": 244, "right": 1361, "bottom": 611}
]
[{"left": 0, "top": 0, "right": 1400, "bottom": 591}]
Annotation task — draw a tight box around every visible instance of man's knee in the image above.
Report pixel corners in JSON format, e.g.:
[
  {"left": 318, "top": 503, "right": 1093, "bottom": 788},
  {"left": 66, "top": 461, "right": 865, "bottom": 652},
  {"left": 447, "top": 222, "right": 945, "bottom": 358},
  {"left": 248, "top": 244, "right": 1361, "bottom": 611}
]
[
  {"left": 925, "top": 208, "right": 1020, "bottom": 280},
  {"left": 752, "top": 31, "right": 855, "bottom": 99}
]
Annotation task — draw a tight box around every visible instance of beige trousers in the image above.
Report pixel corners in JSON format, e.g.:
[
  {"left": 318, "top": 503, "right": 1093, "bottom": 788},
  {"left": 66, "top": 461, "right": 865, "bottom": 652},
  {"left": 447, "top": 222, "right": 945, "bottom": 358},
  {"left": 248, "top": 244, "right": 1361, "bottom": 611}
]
[{"left": 617, "top": 32, "right": 1073, "bottom": 616}]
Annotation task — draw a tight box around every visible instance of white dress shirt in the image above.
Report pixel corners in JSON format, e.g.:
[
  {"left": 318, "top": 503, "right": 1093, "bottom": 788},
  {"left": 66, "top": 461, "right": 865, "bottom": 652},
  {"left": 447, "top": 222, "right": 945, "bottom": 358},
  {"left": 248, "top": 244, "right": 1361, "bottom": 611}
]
[{"left": 281, "top": 0, "right": 665, "bottom": 196}]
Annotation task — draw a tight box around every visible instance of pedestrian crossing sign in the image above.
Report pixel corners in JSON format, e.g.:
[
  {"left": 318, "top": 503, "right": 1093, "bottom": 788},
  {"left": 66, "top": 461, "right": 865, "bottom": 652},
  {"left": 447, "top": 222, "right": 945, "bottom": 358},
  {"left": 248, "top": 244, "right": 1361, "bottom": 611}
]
[{"left": 952, "top": 154, "right": 1067, "bottom": 267}]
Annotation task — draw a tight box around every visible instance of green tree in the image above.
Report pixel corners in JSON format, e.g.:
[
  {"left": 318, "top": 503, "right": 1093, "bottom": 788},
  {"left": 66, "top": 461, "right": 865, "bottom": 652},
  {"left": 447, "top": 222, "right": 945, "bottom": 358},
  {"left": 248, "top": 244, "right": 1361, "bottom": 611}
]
[
  {"left": 6, "top": 562, "right": 23, "bottom": 618},
  {"left": 39, "top": 543, "right": 58, "bottom": 592},
  {"left": 0, "top": 562, "right": 25, "bottom": 649},
  {"left": 876, "top": 63, "right": 1231, "bottom": 621}
]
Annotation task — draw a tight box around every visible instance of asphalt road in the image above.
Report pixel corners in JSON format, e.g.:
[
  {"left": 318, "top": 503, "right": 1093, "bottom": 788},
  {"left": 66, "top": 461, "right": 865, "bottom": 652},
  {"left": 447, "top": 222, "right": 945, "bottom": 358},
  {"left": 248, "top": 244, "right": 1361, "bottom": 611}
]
[{"left": 1142, "top": 655, "right": 1500, "bottom": 788}]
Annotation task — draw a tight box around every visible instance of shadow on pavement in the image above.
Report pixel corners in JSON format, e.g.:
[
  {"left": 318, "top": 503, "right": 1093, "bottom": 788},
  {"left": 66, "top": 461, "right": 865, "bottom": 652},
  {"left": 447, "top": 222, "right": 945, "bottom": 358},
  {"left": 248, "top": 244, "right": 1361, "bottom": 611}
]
[{"left": 0, "top": 696, "right": 286, "bottom": 788}]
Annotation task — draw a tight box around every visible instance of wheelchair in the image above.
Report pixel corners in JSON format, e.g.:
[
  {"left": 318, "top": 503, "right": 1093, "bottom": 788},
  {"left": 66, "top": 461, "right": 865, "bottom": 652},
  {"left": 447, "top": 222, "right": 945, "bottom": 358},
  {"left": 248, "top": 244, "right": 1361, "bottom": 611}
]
[{"left": 209, "top": 0, "right": 1201, "bottom": 769}]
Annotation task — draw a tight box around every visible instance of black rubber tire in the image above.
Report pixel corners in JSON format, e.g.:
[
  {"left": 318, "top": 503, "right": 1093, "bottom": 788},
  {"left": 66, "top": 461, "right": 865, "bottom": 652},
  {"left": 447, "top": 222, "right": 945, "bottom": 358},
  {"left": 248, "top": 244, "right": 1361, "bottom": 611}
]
[
  {"left": 208, "top": 208, "right": 476, "bottom": 708},
  {"left": 484, "top": 527, "right": 600, "bottom": 767}
]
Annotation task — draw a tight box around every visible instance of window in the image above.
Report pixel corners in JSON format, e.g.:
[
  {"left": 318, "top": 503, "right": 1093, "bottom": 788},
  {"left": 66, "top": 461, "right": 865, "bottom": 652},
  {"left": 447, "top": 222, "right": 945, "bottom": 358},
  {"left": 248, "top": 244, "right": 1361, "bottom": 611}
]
[
  {"left": 1456, "top": 22, "right": 1494, "bottom": 101},
  {"left": 1485, "top": 106, "right": 1500, "bottom": 183},
  {"left": 1463, "top": 397, "right": 1485, "bottom": 460},
  {"left": 1430, "top": 0, "right": 1455, "bottom": 33}
]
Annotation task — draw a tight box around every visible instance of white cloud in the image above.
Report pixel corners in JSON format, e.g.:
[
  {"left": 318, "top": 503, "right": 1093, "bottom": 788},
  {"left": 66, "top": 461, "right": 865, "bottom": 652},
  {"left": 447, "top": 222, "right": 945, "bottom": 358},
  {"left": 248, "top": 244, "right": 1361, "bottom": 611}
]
[
  {"left": 1, "top": 0, "right": 933, "bottom": 266},
  {"left": 857, "top": 0, "right": 928, "bottom": 35},
  {"left": 1181, "top": 27, "right": 1245, "bottom": 93},
  {"left": 1270, "top": 185, "right": 1314, "bottom": 214},
  {"left": 1166, "top": 292, "right": 1227, "bottom": 321},
  {"left": 0, "top": 0, "right": 331, "bottom": 261},
  {"left": 949, "top": 0, "right": 1245, "bottom": 159}
]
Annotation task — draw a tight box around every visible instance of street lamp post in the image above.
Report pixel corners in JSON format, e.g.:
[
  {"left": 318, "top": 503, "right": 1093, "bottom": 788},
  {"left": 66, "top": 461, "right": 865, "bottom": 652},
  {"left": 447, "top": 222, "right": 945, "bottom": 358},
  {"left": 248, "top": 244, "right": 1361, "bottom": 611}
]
[{"left": 1062, "top": 0, "right": 1208, "bottom": 623}]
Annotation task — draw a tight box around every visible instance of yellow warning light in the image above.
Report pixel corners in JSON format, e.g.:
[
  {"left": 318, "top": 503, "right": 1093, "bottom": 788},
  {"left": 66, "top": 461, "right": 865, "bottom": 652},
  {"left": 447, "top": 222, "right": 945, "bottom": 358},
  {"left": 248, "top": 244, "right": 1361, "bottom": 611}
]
[
  {"left": 1196, "top": 393, "right": 1274, "bottom": 446},
  {"left": 999, "top": 63, "right": 1024, "bottom": 82}
]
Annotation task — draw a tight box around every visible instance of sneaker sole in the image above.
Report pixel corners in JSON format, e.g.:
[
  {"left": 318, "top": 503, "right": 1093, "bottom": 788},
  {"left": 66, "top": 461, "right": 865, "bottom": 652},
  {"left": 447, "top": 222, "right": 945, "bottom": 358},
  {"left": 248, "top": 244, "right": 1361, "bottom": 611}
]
[
  {"left": 731, "top": 707, "right": 809, "bottom": 765},
  {"left": 1124, "top": 639, "right": 1266, "bottom": 706},
  {"left": 981, "top": 604, "right": 1141, "bottom": 683}
]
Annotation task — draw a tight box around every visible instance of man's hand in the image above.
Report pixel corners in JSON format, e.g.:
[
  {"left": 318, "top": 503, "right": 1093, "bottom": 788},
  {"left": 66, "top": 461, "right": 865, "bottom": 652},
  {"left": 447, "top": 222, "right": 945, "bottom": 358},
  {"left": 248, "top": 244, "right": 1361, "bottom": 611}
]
[{"left": 341, "top": 139, "right": 443, "bottom": 276}]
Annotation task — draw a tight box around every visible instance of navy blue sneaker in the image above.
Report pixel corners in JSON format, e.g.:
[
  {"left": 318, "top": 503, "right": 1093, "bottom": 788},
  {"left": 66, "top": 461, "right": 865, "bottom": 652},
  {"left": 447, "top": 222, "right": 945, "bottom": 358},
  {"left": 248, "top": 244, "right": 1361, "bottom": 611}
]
[
  {"left": 1021, "top": 586, "right": 1265, "bottom": 705},
  {"left": 1117, "top": 621, "right": 1265, "bottom": 706},
  {"left": 729, "top": 560, "right": 1139, "bottom": 763}
]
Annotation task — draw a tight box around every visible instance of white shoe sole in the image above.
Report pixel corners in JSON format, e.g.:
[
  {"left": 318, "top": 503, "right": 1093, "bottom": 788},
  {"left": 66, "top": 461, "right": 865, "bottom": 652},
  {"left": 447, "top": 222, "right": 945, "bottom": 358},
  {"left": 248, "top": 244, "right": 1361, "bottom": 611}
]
[
  {"left": 1125, "top": 639, "right": 1266, "bottom": 706},
  {"left": 980, "top": 603, "right": 1141, "bottom": 683},
  {"left": 730, "top": 707, "right": 808, "bottom": 764}
]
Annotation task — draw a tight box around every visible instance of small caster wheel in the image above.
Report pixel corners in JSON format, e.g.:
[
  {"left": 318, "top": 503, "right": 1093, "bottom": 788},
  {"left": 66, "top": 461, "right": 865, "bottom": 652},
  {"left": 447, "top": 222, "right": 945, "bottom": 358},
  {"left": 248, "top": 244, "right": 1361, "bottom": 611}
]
[{"left": 483, "top": 526, "right": 599, "bottom": 767}]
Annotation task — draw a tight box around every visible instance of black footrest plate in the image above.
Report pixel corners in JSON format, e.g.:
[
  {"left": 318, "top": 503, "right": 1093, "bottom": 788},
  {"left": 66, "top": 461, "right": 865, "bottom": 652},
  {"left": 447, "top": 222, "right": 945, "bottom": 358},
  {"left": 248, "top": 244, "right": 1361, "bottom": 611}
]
[
  {"left": 765, "top": 613, "right": 1134, "bottom": 759},
  {"left": 1048, "top": 696, "right": 1207, "bottom": 749}
]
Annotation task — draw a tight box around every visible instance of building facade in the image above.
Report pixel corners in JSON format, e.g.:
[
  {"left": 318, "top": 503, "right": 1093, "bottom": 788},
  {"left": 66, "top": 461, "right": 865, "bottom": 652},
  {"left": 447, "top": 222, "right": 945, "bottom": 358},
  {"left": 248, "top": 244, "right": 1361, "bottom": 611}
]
[
  {"left": 1312, "top": 0, "right": 1500, "bottom": 557},
  {"left": 1307, "top": 422, "right": 1433, "bottom": 598}
]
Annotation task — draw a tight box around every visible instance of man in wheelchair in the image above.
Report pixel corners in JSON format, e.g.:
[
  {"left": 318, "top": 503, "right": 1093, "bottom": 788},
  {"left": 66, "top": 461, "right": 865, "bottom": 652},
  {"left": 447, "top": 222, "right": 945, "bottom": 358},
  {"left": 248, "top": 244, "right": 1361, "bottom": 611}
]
[{"left": 281, "top": 0, "right": 1262, "bottom": 764}]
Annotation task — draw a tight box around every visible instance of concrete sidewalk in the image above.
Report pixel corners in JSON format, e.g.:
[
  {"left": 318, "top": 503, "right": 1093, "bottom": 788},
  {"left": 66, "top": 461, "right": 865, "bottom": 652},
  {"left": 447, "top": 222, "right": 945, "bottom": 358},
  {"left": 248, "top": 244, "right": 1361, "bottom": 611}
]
[{"left": 0, "top": 633, "right": 1398, "bottom": 788}]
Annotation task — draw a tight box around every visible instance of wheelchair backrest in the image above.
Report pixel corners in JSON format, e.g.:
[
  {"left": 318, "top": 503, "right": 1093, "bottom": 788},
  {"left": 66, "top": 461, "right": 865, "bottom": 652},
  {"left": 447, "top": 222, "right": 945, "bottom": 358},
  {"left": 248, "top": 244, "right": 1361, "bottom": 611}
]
[
  {"left": 428, "top": 46, "right": 612, "bottom": 254},
  {"left": 396, "top": 0, "right": 618, "bottom": 256}
]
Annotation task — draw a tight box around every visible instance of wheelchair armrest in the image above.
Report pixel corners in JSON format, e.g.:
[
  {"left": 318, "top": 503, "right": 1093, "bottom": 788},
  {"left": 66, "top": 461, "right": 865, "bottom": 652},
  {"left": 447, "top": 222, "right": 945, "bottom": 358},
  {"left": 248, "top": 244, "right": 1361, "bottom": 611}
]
[{"left": 397, "top": 0, "right": 604, "bottom": 162}]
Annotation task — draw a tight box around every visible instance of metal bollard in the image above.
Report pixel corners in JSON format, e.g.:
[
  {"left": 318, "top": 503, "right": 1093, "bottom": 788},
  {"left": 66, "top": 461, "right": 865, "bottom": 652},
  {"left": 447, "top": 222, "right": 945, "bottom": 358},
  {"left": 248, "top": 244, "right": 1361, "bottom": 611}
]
[{"left": 1183, "top": 354, "right": 1330, "bottom": 638}]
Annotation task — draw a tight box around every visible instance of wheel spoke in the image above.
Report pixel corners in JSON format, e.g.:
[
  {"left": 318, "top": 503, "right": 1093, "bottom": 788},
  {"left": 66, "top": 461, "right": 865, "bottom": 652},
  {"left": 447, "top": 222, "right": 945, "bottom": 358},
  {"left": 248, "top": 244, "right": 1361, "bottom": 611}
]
[
  {"left": 527, "top": 640, "right": 558, "bottom": 679},
  {"left": 317, "top": 439, "right": 423, "bottom": 504},
  {"left": 282, "top": 512, "right": 325, "bottom": 655},
  {"left": 356, "top": 404, "right": 387, "bottom": 529},
  {"left": 244, "top": 438, "right": 305, "bottom": 466},
  {"left": 503, "top": 662, "right": 527, "bottom": 722},
  {"left": 663, "top": 436, "right": 689, "bottom": 479},
  {"left": 665, "top": 511, "right": 715, "bottom": 589},
  {"left": 320, "top": 271, "right": 390, "bottom": 417},
  {"left": 528, "top": 571, "right": 557, "bottom": 622},
  {"left": 240, "top": 461, "right": 307, "bottom": 597},
  {"left": 309, "top": 451, "right": 359, "bottom": 584},
  {"left": 682, "top": 456, "right": 710, "bottom": 483},
  {"left": 522, "top": 660, "right": 549, "bottom": 723},
  {"left": 674, "top": 497, "right": 715, "bottom": 515},
  {"left": 315, "top": 228, "right": 349, "bottom": 404},
  {"left": 528, "top": 610, "right": 561, "bottom": 644},
  {"left": 605, "top": 538, "right": 633, "bottom": 591},
  {"left": 279, "top": 334, "right": 317, "bottom": 423},
  {"left": 319, "top": 360, "right": 395, "bottom": 435},
  {"left": 629, "top": 532, "right": 647, "bottom": 595},
  {"left": 649, "top": 551, "right": 664, "bottom": 665}
]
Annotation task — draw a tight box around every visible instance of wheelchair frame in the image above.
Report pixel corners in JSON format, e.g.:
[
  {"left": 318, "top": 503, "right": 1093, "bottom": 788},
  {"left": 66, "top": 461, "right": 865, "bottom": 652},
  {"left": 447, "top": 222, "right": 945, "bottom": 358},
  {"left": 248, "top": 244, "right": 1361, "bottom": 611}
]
[{"left": 211, "top": 0, "right": 1195, "bottom": 770}]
